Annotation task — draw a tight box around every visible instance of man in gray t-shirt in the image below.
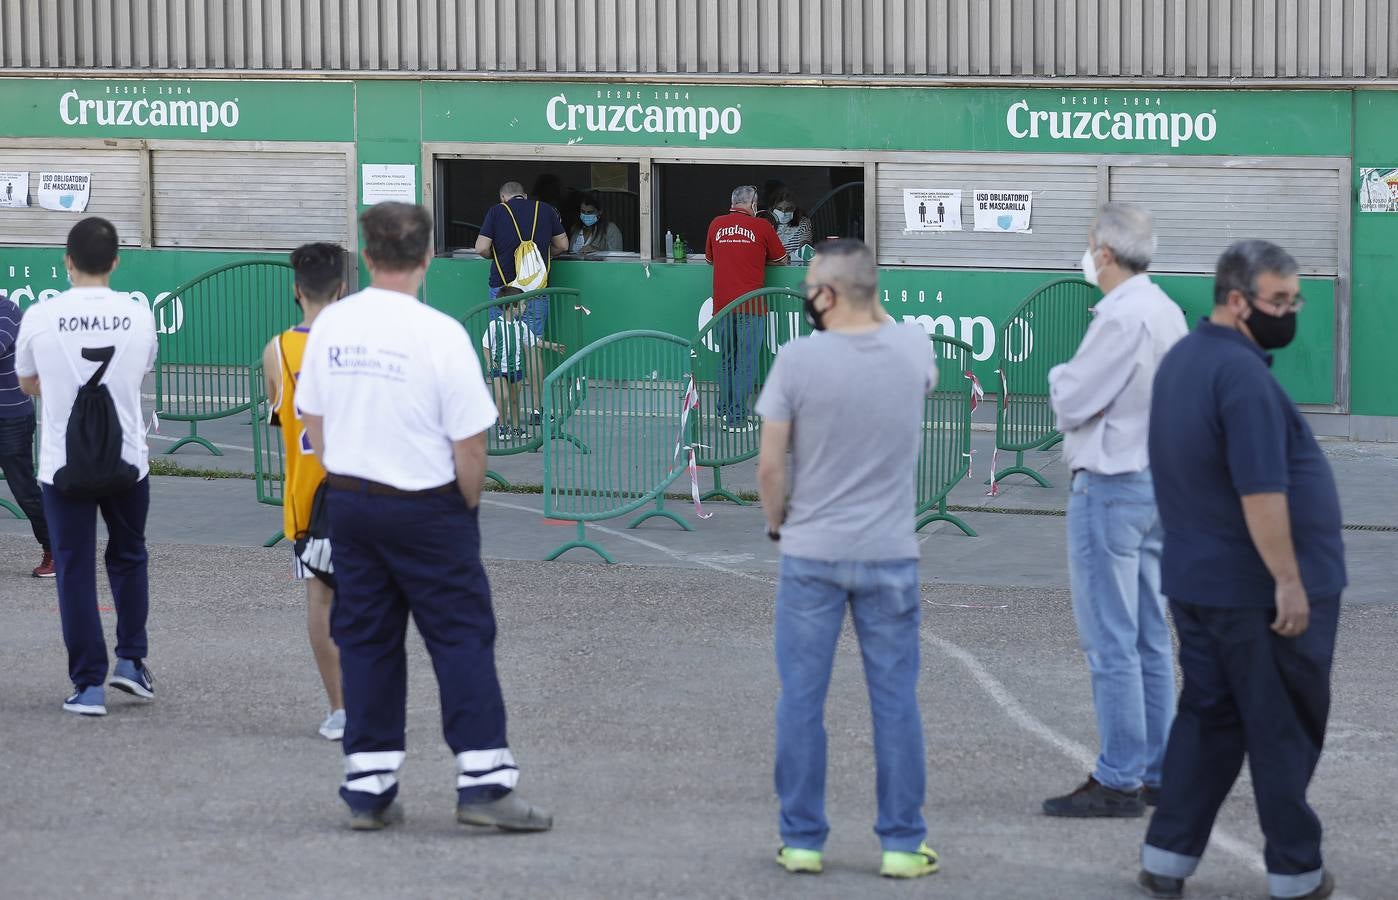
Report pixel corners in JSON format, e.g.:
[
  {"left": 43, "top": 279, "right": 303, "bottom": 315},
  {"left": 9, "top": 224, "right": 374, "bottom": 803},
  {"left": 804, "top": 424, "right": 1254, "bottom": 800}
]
[{"left": 755, "top": 239, "right": 940, "bottom": 880}]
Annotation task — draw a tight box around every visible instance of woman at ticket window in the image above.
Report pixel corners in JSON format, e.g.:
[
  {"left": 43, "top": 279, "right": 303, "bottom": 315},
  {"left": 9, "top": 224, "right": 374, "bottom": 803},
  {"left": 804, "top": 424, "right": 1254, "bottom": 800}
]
[
  {"left": 568, "top": 192, "right": 624, "bottom": 256},
  {"left": 760, "top": 189, "right": 814, "bottom": 262}
]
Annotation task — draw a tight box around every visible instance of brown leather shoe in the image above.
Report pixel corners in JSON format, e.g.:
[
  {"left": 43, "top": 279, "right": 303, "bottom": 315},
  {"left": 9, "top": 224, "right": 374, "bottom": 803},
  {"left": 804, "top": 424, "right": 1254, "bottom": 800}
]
[{"left": 32, "top": 550, "right": 55, "bottom": 578}]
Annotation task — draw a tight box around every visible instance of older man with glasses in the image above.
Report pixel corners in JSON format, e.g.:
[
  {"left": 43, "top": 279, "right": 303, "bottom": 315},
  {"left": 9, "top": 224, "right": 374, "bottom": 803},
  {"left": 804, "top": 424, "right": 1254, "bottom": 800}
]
[
  {"left": 1043, "top": 203, "right": 1189, "bottom": 819},
  {"left": 1136, "top": 240, "right": 1343, "bottom": 900}
]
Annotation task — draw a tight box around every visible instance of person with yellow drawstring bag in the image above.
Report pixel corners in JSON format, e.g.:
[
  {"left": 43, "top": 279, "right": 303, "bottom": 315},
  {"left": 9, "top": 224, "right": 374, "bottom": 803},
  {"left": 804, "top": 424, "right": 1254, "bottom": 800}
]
[{"left": 474, "top": 181, "right": 568, "bottom": 425}]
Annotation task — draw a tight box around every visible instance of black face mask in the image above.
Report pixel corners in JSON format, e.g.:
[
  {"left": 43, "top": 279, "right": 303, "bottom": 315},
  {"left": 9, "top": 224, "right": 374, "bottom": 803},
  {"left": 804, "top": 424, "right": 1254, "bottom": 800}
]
[
  {"left": 1244, "top": 301, "right": 1298, "bottom": 350},
  {"left": 802, "top": 286, "right": 829, "bottom": 332}
]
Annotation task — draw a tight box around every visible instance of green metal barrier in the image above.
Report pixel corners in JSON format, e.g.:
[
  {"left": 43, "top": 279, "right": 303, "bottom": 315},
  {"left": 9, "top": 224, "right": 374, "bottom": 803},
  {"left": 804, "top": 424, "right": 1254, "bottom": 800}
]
[
  {"left": 989, "top": 277, "right": 1096, "bottom": 488},
  {"left": 154, "top": 261, "right": 299, "bottom": 456},
  {"left": 457, "top": 287, "right": 589, "bottom": 487},
  {"left": 690, "top": 287, "right": 808, "bottom": 504},
  {"left": 917, "top": 335, "right": 978, "bottom": 536},
  {"left": 542, "top": 330, "right": 696, "bottom": 563},
  {"left": 248, "top": 358, "right": 286, "bottom": 548}
]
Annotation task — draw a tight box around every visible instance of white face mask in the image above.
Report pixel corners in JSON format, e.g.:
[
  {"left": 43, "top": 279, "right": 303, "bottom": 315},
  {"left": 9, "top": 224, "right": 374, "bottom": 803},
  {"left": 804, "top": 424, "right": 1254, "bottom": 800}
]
[
  {"left": 774, "top": 210, "right": 793, "bottom": 226},
  {"left": 1080, "top": 247, "right": 1100, "bottom": 287}
]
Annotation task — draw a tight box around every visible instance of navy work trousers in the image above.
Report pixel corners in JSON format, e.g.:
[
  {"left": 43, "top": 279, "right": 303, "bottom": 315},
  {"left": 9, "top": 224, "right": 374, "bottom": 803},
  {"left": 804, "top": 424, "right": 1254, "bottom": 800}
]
[
  {"left": 41, "top": 477, "right": 151, "bottom": 688},
  {"left": 329, "top": 484, "right": 516, "bottom": 813},
  {"left": 0, "top": 414, "right": 50, "bottom": 550},
  {"left": 1142, "top": 596, "right": 1339, "bottom": 899}
]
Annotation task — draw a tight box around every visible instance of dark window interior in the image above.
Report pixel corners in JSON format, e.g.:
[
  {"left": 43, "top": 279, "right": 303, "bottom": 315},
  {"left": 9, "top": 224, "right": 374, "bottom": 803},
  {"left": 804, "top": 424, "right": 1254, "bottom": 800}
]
[
  {"left": 437, "top": 158, "right": 642, "bottom": 255},
  {"left": 652, "top": 163, "right": 864, "bottom": 258}
]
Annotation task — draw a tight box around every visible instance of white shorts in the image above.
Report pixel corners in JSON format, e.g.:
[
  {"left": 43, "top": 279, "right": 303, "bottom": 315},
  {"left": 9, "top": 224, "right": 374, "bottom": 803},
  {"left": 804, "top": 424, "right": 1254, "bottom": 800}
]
[{"left": 292, "top": 551, "right": 312, "bottom": 581}]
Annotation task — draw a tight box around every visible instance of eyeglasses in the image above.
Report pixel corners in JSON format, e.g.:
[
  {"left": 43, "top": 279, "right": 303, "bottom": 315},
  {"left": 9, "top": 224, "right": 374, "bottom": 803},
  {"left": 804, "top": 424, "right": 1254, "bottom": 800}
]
[{"left": 1248, "top": 292, "right": 1305, "bottom": 314}]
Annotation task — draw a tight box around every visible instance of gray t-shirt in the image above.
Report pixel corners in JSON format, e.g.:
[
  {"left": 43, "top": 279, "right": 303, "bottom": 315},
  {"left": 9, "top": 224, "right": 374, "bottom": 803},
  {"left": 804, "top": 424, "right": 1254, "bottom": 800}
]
[{"left": 755, "top": 321, "right": 938, "bottom": 561}]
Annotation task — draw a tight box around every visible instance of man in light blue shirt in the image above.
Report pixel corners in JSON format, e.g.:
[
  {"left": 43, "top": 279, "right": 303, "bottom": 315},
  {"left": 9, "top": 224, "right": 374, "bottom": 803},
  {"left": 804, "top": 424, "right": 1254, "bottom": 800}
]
[{"left": 1043, "top": 203, "right": 1188, "bottom": 818}]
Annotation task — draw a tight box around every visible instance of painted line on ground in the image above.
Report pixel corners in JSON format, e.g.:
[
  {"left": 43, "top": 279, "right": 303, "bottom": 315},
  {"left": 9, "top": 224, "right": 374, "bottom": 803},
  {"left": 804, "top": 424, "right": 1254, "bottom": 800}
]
[{"left": 480, "top": 494, "right": 1356, "bottom": 896}]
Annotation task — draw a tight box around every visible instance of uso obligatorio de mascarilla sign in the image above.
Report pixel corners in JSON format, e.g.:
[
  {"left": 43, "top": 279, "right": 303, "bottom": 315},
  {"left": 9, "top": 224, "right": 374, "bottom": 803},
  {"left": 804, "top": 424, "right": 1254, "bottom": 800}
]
[
  {"left": 423, "top": 81, "right": 1350, "bottom": 158},
  {"left": 0, "top": 78, "right": 355, "bottom": 142}
]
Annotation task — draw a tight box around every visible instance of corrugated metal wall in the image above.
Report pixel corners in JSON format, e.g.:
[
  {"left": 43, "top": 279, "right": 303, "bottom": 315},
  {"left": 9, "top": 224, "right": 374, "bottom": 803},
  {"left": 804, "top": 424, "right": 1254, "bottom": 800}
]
[{"left": 1, "top": 0, "right": 1395, "bottom": 78}]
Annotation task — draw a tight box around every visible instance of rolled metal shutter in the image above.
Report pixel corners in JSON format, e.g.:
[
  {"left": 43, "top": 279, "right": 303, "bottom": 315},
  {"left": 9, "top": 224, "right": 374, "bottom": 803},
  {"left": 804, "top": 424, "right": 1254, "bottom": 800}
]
[
  {"left": 0, "top": 148, "right": 143, "bottom": 246},
  {"left": 875, "top": 161, "right": 1099, "bottom": 269},
  {"left": 151, "top": 149, "right": 350, "bottom": 250},
  {"left": 1107, "top": 164, "right": 1342, "bottom": 276}
]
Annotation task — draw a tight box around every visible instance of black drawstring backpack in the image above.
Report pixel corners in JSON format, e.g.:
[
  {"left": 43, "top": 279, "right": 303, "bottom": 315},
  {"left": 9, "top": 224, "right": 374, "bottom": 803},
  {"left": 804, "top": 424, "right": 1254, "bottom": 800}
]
[{"left": 52, "top": 343, "right": 139, "bottom": 499}]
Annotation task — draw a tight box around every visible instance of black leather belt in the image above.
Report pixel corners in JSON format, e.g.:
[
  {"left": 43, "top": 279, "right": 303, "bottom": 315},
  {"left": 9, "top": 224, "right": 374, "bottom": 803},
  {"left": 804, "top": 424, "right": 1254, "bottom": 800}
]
[{"left": 326, "top": 474, "right": 455, "bottom": 497}]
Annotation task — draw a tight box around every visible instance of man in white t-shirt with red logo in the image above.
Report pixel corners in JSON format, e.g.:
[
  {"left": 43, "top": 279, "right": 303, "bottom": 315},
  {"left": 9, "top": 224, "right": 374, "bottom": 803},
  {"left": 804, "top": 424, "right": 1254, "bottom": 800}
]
[{"left": 15, "top": 217, "right": 158, "bottom": 717}]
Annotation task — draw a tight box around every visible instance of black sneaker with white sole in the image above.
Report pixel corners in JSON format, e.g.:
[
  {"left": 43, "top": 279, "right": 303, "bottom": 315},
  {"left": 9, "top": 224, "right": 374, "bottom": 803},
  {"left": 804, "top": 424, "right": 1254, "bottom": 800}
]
[{"left": 1043, "top": 776, "right": 1145, "bottom": 818}]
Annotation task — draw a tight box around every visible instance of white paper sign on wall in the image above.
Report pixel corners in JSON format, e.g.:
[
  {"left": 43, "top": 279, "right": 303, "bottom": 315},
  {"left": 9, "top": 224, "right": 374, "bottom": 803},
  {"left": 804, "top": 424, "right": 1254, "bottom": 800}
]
[
  {"left": 38, "top": 172, "right": 91, "bottom": 212},
  {"left": 973, "top": 190, "right": 1033, "bottom": 233}
]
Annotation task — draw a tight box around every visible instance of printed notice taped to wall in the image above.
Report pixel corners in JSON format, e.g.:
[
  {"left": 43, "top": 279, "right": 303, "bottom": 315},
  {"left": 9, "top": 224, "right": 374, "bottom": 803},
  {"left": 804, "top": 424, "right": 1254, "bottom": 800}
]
[
  {"left": 361, "top": 164, "right": 417, "bottom": 205},
  {"left": 973, "top": 190, "right": 1032, "bottom": 233},
  {"left": 903, "top": 189, "right": 962, "bottom": 232},
  {"left": 0, "top": 172, "right": 28, "bottom": 208},
  {"left": 38, "top": 172, "right": 90, "bottom": 212},
  {"left": 1360, "top": 168, "right": 1398, "bottom": 213}
]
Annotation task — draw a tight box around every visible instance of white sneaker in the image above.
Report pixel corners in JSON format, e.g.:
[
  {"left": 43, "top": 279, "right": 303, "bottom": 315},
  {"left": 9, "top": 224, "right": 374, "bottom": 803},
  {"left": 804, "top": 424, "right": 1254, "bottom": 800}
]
[{"left": 318, "top": 709, "right": 346, "bottom": 741}]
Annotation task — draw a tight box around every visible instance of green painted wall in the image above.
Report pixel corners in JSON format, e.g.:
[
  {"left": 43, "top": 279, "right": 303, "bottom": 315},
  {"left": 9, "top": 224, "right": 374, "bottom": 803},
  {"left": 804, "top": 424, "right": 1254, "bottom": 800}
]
[
  {"left": 1351, "top": 92, "right": 1398, "bottom": 417},
  {"left": 424, "top": 258, "right": 1335, "bottom": 405},
  {"left": 0, "top": 76, "right": 1386, "bottom": 416}
]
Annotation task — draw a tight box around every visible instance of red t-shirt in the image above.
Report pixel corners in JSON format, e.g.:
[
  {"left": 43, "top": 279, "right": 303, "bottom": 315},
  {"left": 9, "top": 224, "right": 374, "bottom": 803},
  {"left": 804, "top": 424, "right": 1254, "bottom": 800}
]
[{"left": 705, "top": 208, "right": 788, "bottom": 314}]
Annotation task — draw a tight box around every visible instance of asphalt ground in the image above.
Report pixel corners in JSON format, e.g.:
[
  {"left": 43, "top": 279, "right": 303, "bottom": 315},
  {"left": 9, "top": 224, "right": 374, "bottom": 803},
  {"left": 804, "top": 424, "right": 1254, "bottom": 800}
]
[{"left": 1, "top": 434, "right": 1395, "bottom": 899}]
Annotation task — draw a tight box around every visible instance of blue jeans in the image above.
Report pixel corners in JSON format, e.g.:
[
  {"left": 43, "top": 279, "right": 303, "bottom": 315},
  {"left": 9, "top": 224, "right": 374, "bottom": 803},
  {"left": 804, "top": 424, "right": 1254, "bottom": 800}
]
[
  {"left": 717, "top": 313, "right": 764, "bottom": 426},
  {"left": 774, "top": 555, "right": 927, "bottom": 852},
  {"left": 1143, "top": 596, "right": 1338, "bottom": 899},
  {"left": 1066, "top": 469, "right": 1174, "bottom": 792},
  {"left": 488, "top": 285, "right": 548, "bottom": 337}
]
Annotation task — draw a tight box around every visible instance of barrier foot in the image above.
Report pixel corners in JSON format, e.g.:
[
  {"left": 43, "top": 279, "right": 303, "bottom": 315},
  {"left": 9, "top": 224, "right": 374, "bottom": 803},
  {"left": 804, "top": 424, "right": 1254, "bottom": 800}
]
[
  {"left": 628, "top": 497, "right": 695, "bottom": 532},
  {"left": 165, "top": 425, "right": 223, "bottom": 457},
  {"left": 983, "top": 451, "right": 1051, "bottom": 489},
  {"left": 984, "top": 465, "right": 1052, "bottom": 489},
  {"left": 556, "top": 430, "right": 590, "bottom": 453},
  {"left": 916, "top": 502, "right": 977, "bottom": 537},
  {"left": 699, "top": 468, "right": 749, "bottom": 506},
  {"left": 485, "top": 469, "right": 512, "bottom": 489},
  {"left": 263, "top": 530, "right": 285, "bottom": 548},
  {"left": 0, "top": 497, "right": 23, "bottom": 520},
  {"left": 545, "top": 523, "right": 615, "bottom": 564}
]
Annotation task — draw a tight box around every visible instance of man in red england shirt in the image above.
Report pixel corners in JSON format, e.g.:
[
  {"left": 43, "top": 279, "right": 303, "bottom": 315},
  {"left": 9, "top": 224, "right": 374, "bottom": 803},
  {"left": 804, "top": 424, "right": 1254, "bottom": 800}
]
[{"left": 705, "top": 185, "right": 789, "bottom": 430}]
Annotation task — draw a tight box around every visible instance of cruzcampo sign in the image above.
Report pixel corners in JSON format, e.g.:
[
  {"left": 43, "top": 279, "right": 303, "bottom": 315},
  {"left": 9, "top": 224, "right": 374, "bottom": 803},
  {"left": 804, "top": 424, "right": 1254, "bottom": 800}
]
[
  {"left": 0, "top": 78, "right": 356, "bottom": 142},
  {"left": 422, "top": 81, "right": 1351, "bottom": 158}
]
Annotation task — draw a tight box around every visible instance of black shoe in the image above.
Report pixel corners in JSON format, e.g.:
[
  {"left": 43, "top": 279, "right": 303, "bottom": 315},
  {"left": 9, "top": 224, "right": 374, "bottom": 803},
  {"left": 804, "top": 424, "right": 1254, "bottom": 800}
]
[
  {"left": 349, "top": 802, "right": 403, "bottom": 831},
  {"left": 1042, "top": 776, "right": 1145, "bottom": 818},
  {"left": 1142, "top": 784, "right": 1161, "bottom": 807},
  {"left": 1274, "top": 870, "right": 1335, "bottom": 900},
  {"left": 1138, "top": 870, "right": 1184, "bottom": 899}
]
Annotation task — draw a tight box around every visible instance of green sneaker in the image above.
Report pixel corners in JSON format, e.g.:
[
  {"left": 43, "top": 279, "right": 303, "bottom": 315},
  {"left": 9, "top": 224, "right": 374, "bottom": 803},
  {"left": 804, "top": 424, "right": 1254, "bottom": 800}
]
[
  {"left": 775, "top": 846, "right": 824, "bottom": 874},
  {"left": 880, "top": 843, "right": 940, "bottom": 879}
]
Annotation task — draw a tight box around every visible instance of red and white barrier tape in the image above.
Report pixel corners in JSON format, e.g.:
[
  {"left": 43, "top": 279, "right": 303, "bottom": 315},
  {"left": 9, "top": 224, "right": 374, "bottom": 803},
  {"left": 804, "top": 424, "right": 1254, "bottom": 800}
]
[
  {"left": 674, "top": 374, "right": 712, "bottom": 519},
  {"left": 964, "top": 370, "right": 984, "bottom": 412},
  {"left": 987, "top": 447, "right": 1000, "bottom": 497}
]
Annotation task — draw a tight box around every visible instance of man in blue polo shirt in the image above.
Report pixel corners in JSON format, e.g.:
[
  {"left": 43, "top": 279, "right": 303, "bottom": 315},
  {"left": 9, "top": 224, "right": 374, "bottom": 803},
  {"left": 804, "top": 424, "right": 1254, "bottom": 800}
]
[
  {"left": 1136, "top": 240, "right": 1344, "bottom": 900},
  {"left": 474, "top": 180, "right": 568, "bottom": 424}
]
